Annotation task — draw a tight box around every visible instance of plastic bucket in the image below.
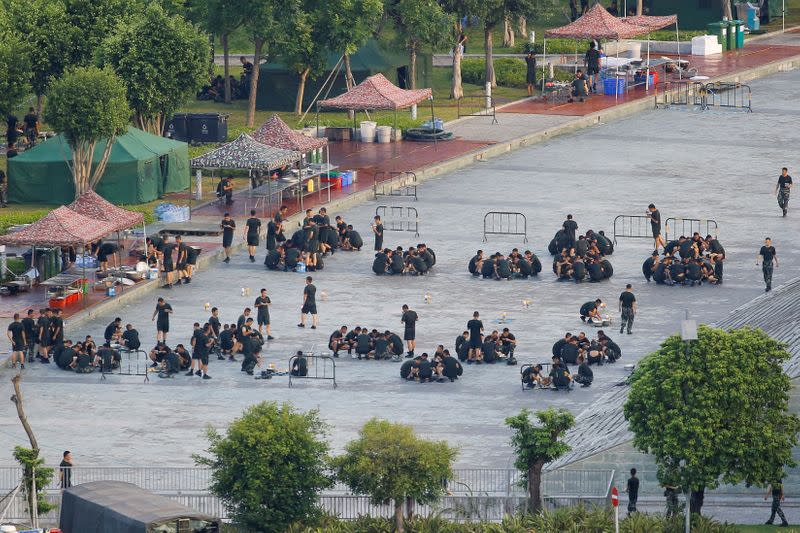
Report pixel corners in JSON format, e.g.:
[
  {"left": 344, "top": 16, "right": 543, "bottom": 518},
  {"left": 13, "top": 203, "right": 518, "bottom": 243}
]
[
  {"left": 376, "top": 126, "right": 392, "bottom": 143},
  {"left": 360, "top": 124, "right": 376, "bottom": 142}
]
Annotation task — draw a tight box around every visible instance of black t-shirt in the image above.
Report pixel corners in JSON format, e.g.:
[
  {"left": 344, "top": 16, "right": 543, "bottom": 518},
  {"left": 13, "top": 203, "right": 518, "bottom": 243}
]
[
  {"left": 650, "top": 209, "right": 661, "bottom": 229},
  {"left": 467, "top": 319, "right": 483, "bottom": 341},
  {"left": 500, "top": 333, "right": 515, "bottom": 346},
  {"left": 778, "top": 174, "right": 793, "bottom": 190},
  {"left": 400, "top": 359, "right": 415, "bottom": 379},
  {"left": 585, "top": 48, "right": 600, "bottom": 68},
  {"left": 356, "top": 333, "right": 371, "bottom": 352},
  {"left": 563, "top": 219, "right": 578, "bottom": 238},
  {"left": 304, "top": 284, "right": 316, "bottom": 304},
  {"left": 401, "top": 310, "right": 418, "bottom": 331},
  {"left": 104, "top": 322, "right": 119, "bottom": 341},
  {"left": 208, "top": 316, "right": 221, "bottom": 336},
  {"left": 23, "top": 113, "right": 37, "bottom": 128},
  {"left": 329, "top": 330, "right": 343, "bottom": 344},
  {"left": 627, "top": 476, "right": 640, "bottom": 499},
  {"left": 161, "top": 243, "right": 176, "bottom": 263},
  {"left": 155, "top": 303, "right": 172, "bottom": 322},
  {"left": 760, "top": 245, "right": 776, "bottom": 263},
  {"left": 221, "top": 219, "right": 236, "bottom": 235},
  {"left": 194, "top": 333, "right": 210, "bottom": 355},
  {"left": 21, "top": 317, "right": 35, "bottom": 339},
  {"left": 8, "top": 321, "right": 24, "bottom": 343},
  {"left": 122, "top": 329, "right": 140, "bottom": 348},
  {"left": 255, "top": 296, "right": 270, "bottom": 316},
  {"left": 220, "top": 329, "right": 234, "bottom": 347},
  {"left": 619, "top": 291, "right": 636, "bottom": 307},
  {"left": 525, "top": 55, "right": 536, "bottom": 74},
  {"left": 246, "top": 217, "right": 261, "bottom": 234},
  {"left": 580, "top": 301, "right": 596, "bottom": 316}
]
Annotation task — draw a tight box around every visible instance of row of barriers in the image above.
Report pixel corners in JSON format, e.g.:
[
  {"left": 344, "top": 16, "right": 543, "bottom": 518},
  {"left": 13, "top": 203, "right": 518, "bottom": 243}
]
[
  {"left": 612, "top": 215, "right": 719, "bottom": 245},
  {"left": 655, "top": 80, "right": 752, "bottom": 112}
]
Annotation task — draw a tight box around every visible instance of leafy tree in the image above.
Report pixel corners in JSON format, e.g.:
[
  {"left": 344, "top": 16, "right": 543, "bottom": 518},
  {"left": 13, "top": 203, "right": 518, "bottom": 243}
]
[
  {"left": 319, "top": 0, "right": 384, "bottom": 90},
  {"left": 240, "top": 0, "right": 305, "bottom": 127},
  {"left": 6, "top": 0, "right": 74, "bottom": 114},
  {"left": 98, "top": 4, "right": 209, "bottom": 134},
  {"left": 0, "top": 32, "right": 30, "bottom": 119},
  {"left": 195, "top": 402, "right": 332, "bottom": 533},
  {"left": 64, "top": 0, "right": 130, "bottom": 67},
  {"left": 391, "top": 0, "right": 452, "bottom": 89},
  {"left": 439, "top": 0, "right": 480, "bottom": 99},
  {"left": 205, "top": 0, "right": 244, "bottom": 104},
  {"left": 276, "top": 0, "right": 320, "bottom": 115},
  {"left": 333, "top": 418, "right": 457, "bottom": 533},
  {"left": 505, "top": 408, "right": 574, "bottom": 513},
  {"left": 624, "top": 326, "right": 800, "bottom": 515},
  {"left": 13, "top": 446, "right": 56, "bottom": 520},
  {"left": 45, "top": 67, "right": 130, "bottom": 198}
]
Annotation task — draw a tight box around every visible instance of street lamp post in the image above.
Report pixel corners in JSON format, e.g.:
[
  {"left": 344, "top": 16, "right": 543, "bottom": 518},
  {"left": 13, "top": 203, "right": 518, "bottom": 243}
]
[{"left": 680, "top": 313, "right": 698, "bottom": 533}]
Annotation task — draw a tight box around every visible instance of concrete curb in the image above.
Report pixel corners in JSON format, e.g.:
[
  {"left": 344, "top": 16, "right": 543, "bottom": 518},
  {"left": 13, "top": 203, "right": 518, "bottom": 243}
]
[{"left": 64, "top": 48, "right": 800, "bottom": 330}]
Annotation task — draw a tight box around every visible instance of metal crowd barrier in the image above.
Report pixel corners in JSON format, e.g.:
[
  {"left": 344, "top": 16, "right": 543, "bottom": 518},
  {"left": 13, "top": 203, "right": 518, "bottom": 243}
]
[
  {"left": 701, "top": 82, "right": 752, "bottom": 112},
  {"left": 375, "top": 205, "right": 420, "bottom": 237},
  {"left": 457, "top": 94, "right": 498, "bottom": 124},
  {"left": 373, "top": 171, "right": 418, "bottom": 201},
  {"left": 611, "top": 214, "right": 654, "bottom": 245},
  {"left": 483, "top": 211, "right": 528, "bottom": 243},
  {"left": 664, "top": 217, "right": 719, "bottom": 241},
  {"left": 100, "top": 348, "right": 149, "bottom": 382},
  {"left": 655, "top": 81, "right": 752, "bottom": 112},
  {"left": 288, "top": 352, "right": 337, "bottom": 389}
]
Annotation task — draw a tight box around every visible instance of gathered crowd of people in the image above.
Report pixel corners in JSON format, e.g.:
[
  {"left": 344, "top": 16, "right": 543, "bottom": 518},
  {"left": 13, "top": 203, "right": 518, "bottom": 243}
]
[
  {"left": 642, "top": 233, "right": 725, "bottom": 286},
  {"left": 548, "top": 215, "right": 615, "bottom": 282},
  {"left": 468, "top": 249, "right": 542, "bottom": 279},
  {"left": 373, "top": 244, "right": 436, "bottom": 275},
  {"left": 521, "top": 330, "right": 622, "bottom": 390}
]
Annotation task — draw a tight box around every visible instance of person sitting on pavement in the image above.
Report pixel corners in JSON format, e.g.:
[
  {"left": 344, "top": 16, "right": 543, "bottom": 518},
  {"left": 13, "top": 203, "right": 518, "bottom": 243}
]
[
  {"left": 550, "top": 355, "right": 572, "bottom": 389},
  {"left": 291, "top": 350, "right": 308, "bottom": 377},
  {"left": 568, "top": 70, "right": 589, "bottom": 103},
  {"left": 522, "top": 364, "right": 545, "bottom": 389},
  {"left": 573, "top": 354, "right": 593, "bottom": 387},
  {"left": 120, "top": 324, "right": 141, "bottom": 351},
  {"left": 580, "top": 299, "right": 603, "bottom": 323}
]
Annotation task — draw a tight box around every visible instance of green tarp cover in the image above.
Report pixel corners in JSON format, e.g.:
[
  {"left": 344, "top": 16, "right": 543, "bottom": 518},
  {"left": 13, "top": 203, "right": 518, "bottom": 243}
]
[{"left": 8, "top": 126, "right": 190, "bottom": 205}]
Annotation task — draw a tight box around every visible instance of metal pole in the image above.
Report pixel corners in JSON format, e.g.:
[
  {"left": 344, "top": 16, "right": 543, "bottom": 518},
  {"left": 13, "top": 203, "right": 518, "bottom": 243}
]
[
  {"left": 684, "top": 487, "right": 690, "bottom": 533},
  {"left": 783, "top": 0, "right": 786, "bottom": 32},
  {"left": 646, "top": 35, "right": 651, "bottom": 91},
  {"left": 675, "top": 22, "right": 682, "bottom": 81},
  {"left": 542, "top": 39, "right": 547, "bottom": 91},
  {"left": 614, "top": 503, "right": 619, "bottom": 533}
]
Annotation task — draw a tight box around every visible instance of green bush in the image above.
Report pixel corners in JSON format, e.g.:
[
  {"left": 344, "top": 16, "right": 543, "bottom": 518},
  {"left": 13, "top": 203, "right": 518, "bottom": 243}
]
[
  {"left": 0, "top": 209, "right": 52, "bottom": 235},
  {"left": 460, "top": 58, "right": 528, "bottom": 88}
]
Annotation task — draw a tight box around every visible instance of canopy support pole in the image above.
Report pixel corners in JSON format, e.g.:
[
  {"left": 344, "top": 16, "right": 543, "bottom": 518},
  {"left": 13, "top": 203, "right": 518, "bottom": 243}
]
[
  {"left": 675, "top": 21, "right": 682, "bottom": 81},
  {"left": 326, "top": 144, "right": 331, "bottom": 202},
  {"left": 615, "top": 39, "right": 620, "bottom": 102},
  {"left": 574, "top": 41, "right": 578, "bottom": 73},
  {"left": 646, "top": 33, "right": 651, "bottom": 91},
  {"left": 542, "top": 39, "right": 547, "bottom": 91},
  {"left": 429, "top": 97, "right": 436, "bottom": 148}
]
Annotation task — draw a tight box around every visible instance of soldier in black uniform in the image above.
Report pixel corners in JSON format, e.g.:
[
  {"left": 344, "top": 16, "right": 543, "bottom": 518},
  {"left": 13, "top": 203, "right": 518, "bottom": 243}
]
[
  {"left": 757, "top": 237, "right": 778, "bottom": 292},
  {"left": 401, "top": 304, "right": 418, "bottom": 357},
  {"left": 776, "top": 167, "right": 793, "bottom": 217},
  {"left": 764, "top": 480, "right": 789, "bottom": 526},
  {"left": 618, "top": 284, "right": 636, "bottom": 335},
  {"left": 220, "top": 213, "right": 236, "bottom": 263}
]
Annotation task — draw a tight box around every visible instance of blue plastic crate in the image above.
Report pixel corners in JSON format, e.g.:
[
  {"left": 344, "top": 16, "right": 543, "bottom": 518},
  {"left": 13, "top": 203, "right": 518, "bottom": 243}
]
[{"left": 603, "top": 78, "right": 626, "bottom": 95}]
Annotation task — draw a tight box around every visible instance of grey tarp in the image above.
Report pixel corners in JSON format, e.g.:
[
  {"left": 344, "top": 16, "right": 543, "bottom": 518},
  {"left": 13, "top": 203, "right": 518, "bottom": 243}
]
[{"left": 59, "top": 481, "right": 220, "bottom": 533}]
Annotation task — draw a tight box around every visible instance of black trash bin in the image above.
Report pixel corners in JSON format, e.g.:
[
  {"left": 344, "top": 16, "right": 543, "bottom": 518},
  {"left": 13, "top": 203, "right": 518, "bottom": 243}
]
[
  {"left": 187, "top": 113, "right": 229, "bottom": 143},
  {"left": 164, "top": 113, "right": 189, "bottom": 142}
]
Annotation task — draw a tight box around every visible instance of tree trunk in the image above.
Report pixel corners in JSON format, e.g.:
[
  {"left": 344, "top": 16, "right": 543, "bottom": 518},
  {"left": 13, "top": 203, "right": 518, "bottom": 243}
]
[
  {"left": 394, "top": 499, "right": 404, "bottom": 532},
  {"left": 519, "top": 16, "right": 527, "bottom": 40},
  {"left": 485, "top": 27, "right": 496, "bottom": 88},
  {"left": 12, "top": 375, "right": 40, "bottom": 526},
  {"left": 721, "top": 0, "right": 733, "bottom": 19},
  {"left": 410, "top": 49, "right": 417, "bottom": 90},
  {"left": 246, "top": 38, "right": 263, "bottom": 128},
  {"left": 450, "top": 45, "right": 463, "bottom": 99},
  {"left": 405, "top": 496, "right": 414, "bottom": 520},
  {"left": 36, "top": 94, "right": 43, "bottom": 117},
  {"left": 527, "top": 462, "right": 544, "bottom": 513},
  {"left": 222, "top": 33, "right": 231, "bottom": 104},
  {"left": 636, "top": 0, "right": 643, "bottom": 15},
  {"left": 208, "top": 34, "right": 215, "bottom": 79},
  {"left": 690, "top": 487, "right": 705, "bottom": 515},
  {"left": 503, "top": 16, "right": 514, "bottom": 48},
  {"left": 89, "top": 137, "right": 116, "bottom": 191},
  {"left": 295, "top": 67, "right": 310, "bottom": 115}
]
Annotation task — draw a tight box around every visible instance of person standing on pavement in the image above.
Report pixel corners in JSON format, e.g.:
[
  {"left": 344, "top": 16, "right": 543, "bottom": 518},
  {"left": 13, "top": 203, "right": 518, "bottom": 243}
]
[
  {"left": 757, "top": 237, "right": 778, "bottom": 292},
  {"left": 59, "top": 451, "right": 73, "bottom": 489},
  {"left": 765, "top": 480, "right": 790, "bottom": 527},
  {"left": 776, "top": 167, "right": 793, "bottom": 217},
  {"left": 220, "top": 212, "right": 236, "bottom": 263},
  {"left": 152, "top": 297, "right": 173, "bottom": 342},
  {"left": 618, "top": 284, "right": 637, "bottom": 335},
  {"left": 625, "top": 467, "right": 639, "bottom": 515},
  {"left": 244, "top": 209, "right": 262, "bottom": 263},
  {"left": 562, "top": 214, "right": 578, "bottom": 251},
  {"left": 7, "top": 313, "right": 27, "bottom": 370},
  {"left": 525, "top": 50, "right": 537, "bottom": 96},
  {"left": 298, "top": 276, "right": 318, "bottom": 329},
  {"left": 401, "top": 304, "right": 418, "bottom": 358},
  {"left": 646, "top": 203, "right": 665, "bottom": 252},
  {"left": 372, "top": 215, "right": 384, "bottom": 251},
  {"left": 255, "top": 288, "right": 274, "bottom": 339}
]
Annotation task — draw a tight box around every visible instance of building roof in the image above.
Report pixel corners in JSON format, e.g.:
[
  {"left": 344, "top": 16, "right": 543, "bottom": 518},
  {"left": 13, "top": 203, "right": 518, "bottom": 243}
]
[
  {"left": 67, "top": 191, "right": 144, "bottom": 233},
  {"left": 548, "top": 277, "right": 800, "bottom": 470},
  {"left": 0, "top": 206, "right": 114, "bottom": 247},
  {"left": 252, "top": 114, "right": 327, "bottom": 153},
  {"left": 190, "top": 133, "right": 300, "bottom": 170},
  {"left": 318, "top": 73, "right": 432, "bottom": 111}
]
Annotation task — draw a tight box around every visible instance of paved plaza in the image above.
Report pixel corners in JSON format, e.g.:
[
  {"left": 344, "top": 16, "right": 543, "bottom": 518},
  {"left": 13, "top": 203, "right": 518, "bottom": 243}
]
[{"left": 2, "top": 70, "right": 800, "bottom": 481}]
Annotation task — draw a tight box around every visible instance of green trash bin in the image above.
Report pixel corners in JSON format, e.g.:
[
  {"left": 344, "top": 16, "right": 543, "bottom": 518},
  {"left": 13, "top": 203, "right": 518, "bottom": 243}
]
[
  {"left": 733, "top": 19, "right": 745, "bottom": 48},
  {"left": 707, "top": 22, "right": 728, "bottom": 49},
  {"left": 724, "top": 20, "right": 736, "bottom": 51}
]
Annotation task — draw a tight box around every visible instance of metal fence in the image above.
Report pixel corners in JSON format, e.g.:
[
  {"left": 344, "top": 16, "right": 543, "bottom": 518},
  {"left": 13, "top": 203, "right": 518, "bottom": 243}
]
[
  {"left": 611, "top": 214, "right": 654, "bottom": 245},
  {"left": 655, "top": 81, "right": 752, "bottom": 112},
  {"left": 483, "top": 211, "right": 528, "bottom": 243},
  {"left": 457, "top": 94, "right": 498, "bottom": 124},
  {"left": 373, "top": 171, "right": 418, "bottom": 201},
  {"left": 375, "top": 205, "right": 420, "bottom": 237},
  {"left": 664, "top": 217, "right": 719, "bottom": 241},
  {"left": 0, "top": 467, "right": 614, "bottom": 524}
]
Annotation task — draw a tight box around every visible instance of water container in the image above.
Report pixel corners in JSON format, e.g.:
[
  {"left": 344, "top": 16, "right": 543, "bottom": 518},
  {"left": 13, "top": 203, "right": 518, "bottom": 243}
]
[
  {"left": 107, "top": 286, "right": 116, "bottom": 297},
  {"left": 359, "top": 121, "right": 376, "bottom": 143},
  {"left": 149, "top": 268, "right": 159, "bottom": 280},
  {"left": 376, "top": 126, "right": 392, "bottom": 143},
  {"left": 296, "top": 262, "right": 306, "bottom": 273}
]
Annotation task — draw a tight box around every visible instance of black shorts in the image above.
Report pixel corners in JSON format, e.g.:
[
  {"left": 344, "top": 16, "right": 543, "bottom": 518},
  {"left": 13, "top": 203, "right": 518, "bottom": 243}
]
[
  {"left": 301, "top": 303, "right": 317, "bottom": 315},
  {"left": 247, "top": 234, "right": 259, "bottom": 246},
  {"left": 257, "top": 314, "right": 270, "bottom": 326},
  {"left": 163, "top": 262, "right": 174, "bottom": 273},
  {"left": 193, "top": 352, "right": 209, "bottom": 365},
  {"left": 176, "top": 262, "right": 187, "bottom": 270},
  {"left": 12, "top": 340, "right": 24, "bottom": 351},
  {"left": 587, "top": 66, "right": 599, "bottom": 75},
  {"left": 469, "top": 338, "right": 481, "bottom": 349},
  {"left": 652, "top": 225, "right": 661, "bottom": 238},
  {"left": 97, "top": 253, "right": 108, "bottom": 262},
  {"left": 404, "top": 330, "right": 415, "bottom": 341},
  {"left": 157, "top": 321, "right": 169, "bottom": 333},
  {"left": 222, "top": 236, "right": 233, "bottom": 248}
]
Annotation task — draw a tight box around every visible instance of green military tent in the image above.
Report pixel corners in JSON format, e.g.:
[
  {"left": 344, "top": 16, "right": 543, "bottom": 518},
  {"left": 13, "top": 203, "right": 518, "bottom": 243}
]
[
  {"left": 256, "top": 39, "right": 432, "bottom": 112},
  {"left": 8, "top": 126, "right": 190, "bottom": 205}
]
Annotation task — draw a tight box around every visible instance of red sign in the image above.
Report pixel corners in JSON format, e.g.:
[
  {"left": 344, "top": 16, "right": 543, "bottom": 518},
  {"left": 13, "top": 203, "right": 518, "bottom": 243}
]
[{"left": 611, "top": 486, "right": 619, "bottom": 507}]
